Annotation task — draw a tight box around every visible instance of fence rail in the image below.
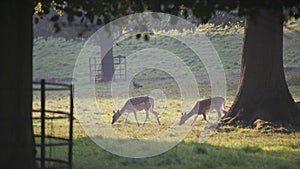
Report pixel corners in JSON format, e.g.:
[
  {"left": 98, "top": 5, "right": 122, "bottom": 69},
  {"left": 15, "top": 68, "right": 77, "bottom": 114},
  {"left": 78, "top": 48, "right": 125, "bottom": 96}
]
[{"left": 33, "top": 79, "right": 73, "bottom": 169}]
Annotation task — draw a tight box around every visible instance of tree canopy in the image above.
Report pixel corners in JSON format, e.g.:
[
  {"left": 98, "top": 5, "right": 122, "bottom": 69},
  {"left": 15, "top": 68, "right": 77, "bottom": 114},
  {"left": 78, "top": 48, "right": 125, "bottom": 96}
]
[{"left": 35, "top": 0, "right": 300, "bottom": 30}]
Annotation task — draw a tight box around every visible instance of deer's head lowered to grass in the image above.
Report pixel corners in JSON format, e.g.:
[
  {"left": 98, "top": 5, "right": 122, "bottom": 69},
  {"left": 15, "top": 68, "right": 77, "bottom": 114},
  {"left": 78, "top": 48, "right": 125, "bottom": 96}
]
[
  {"left": 179, "top": 97, "right": 226, "bottom": 125},
  {"left": 112, "top": 110, "right": 121, "bottom": 124},
  {"left": 112, "top": 95, "right": 161, "bottom": 126}
]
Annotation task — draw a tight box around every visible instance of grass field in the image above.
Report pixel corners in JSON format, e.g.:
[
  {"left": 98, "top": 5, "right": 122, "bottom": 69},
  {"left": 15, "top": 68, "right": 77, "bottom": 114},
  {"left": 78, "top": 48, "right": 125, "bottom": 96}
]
[{"left": 33, "top": 23, "right": 300, "bottom": 169}]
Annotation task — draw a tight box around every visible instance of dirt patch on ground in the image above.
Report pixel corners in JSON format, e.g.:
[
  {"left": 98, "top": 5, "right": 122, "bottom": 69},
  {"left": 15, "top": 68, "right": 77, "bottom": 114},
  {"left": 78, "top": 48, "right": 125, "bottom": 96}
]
[{"left": 253, "top": 119, "right": 294, "bottom": 134}]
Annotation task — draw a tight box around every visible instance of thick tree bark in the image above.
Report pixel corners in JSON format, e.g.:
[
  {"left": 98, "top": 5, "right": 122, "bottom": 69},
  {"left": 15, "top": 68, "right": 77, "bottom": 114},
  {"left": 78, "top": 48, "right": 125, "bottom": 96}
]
[
  {"left": 224, "top": 9, "right": 300, "bottom": 125},
  {"left": 101, "top": 36, "right": 114, "bottom": 82},
  {"left": 0, "top": 0, "right": 35, "bottom": 168}
]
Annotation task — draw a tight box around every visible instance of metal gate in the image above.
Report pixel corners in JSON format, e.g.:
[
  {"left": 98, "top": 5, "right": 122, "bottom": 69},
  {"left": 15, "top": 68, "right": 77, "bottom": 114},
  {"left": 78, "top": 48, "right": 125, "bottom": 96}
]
[
  {"left": 89, "top": 55, "right": 127, "bottom": 83},
  {"left": 32, "top": 79, "right": 74, "bottom": 169}
]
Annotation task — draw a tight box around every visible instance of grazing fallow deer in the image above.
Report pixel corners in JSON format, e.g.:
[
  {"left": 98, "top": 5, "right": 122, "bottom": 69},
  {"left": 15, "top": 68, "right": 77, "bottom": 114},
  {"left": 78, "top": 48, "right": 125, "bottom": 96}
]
[
  {"left": 112, "top": 95, "right": 161, "bottom": 126},
  {"left": 179, "top": 97, "right": 226, "bottom": 125}
]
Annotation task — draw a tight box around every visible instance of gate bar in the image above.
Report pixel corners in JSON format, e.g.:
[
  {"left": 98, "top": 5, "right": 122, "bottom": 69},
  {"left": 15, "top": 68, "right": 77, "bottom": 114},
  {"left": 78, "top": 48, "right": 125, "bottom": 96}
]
[{"left": 41, "top": 79, "right": 46, "bottom": 169}]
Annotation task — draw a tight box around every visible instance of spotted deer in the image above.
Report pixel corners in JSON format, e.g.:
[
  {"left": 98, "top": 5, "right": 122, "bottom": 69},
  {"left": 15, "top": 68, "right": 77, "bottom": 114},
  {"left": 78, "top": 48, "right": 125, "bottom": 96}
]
[
  {"left": 179, "top": 97, "right": 226, "bottom": 125},
  {"left": 112, "top": 95, "right": 161, "bottom": 126}
]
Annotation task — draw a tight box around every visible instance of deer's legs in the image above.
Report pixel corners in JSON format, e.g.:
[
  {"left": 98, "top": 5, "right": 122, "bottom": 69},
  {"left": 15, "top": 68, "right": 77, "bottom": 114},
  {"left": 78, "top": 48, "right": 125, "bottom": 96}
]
[
  {"left": 133, "top": 111, "right": 140, "bottom": 126},
  {"left": 123, "top": 112, "right": 130, "bottom": 126},
  {"left": 217, "top": 109, "right": 221, "bottom": 122},
  {"left": 203, "top": 113, "right": 211, "bottom": 124},
  {"left": 191, "top": 114, "right": 199, "bottom": 126},
  {"left": 150, "top": 109, "right": 161, "bottom": 125},
  {"left": 223, "top": 110, "right": 228, "bottom": 116},
  {"left": 142, "top": 111, "right": 149, "bottom": 126}
]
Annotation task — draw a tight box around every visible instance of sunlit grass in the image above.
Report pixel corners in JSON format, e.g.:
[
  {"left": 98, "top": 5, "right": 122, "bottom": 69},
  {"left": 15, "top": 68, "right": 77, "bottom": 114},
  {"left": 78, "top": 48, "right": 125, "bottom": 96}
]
[
  {"left": 32, "top": 94, "right": 300, "bottom": 169},
  {"left": 32, "top": 23, "right": 300, "bottom": 169}
]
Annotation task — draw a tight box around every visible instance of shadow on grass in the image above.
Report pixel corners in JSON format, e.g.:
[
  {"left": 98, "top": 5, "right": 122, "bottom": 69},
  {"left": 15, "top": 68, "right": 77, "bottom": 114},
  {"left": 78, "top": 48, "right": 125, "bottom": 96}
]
[{"left": 72, "top": 137, "right": 300, "bottom": 169}]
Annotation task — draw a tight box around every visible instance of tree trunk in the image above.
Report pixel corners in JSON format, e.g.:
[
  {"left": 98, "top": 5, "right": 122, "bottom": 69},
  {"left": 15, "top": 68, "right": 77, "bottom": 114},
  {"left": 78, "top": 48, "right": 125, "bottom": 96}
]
[
  {"left": 224, "top": 9, "right": 300, "bottom": 126},
  {"left": 101, "top": 36, "right": 114, "bottom": 82},
  {"left": 0, "top": 0, "right": 35, "bottom": 168}
]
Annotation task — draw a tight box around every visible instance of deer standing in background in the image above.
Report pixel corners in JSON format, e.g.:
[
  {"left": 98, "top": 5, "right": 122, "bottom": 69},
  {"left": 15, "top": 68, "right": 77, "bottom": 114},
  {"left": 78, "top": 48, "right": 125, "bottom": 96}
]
[
  {"left": 112, "top": 95, "right": 160, "bottom": 126},
  {"left": 179, "top": 97, "right": 226, "bottom": 125}
]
